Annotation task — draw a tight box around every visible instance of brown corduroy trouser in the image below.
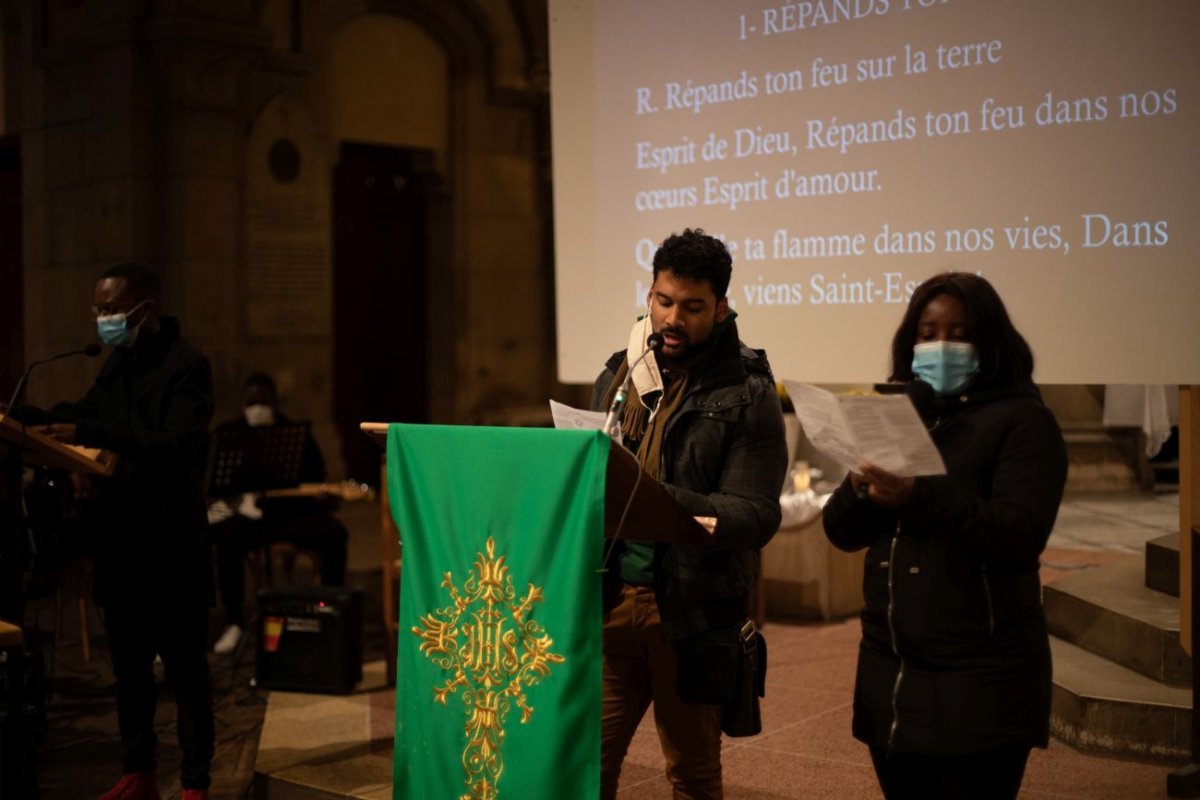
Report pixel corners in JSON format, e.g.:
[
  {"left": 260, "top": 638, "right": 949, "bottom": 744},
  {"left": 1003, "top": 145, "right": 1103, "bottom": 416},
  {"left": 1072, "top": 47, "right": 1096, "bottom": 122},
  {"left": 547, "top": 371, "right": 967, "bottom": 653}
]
[{"left": 600, "top": 583, "right": 723, "bottom": 800}]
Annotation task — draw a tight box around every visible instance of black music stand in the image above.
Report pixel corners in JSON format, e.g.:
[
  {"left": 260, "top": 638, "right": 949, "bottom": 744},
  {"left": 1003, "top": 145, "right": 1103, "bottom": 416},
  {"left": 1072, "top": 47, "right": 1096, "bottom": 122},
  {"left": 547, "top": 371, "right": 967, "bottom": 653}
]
[
  {"left": 206, "top": 422, "right": 311, "bottom": 591},
  {"left": 206, "top": 422, "right": 310, "bottom": 497}
]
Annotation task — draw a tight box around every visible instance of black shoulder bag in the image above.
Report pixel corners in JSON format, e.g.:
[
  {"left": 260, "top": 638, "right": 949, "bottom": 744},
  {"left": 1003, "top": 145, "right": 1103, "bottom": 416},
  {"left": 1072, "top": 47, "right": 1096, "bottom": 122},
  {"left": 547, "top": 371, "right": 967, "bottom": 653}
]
[{"left": 675, "top": 619, "right": 767, "bottom": 737}]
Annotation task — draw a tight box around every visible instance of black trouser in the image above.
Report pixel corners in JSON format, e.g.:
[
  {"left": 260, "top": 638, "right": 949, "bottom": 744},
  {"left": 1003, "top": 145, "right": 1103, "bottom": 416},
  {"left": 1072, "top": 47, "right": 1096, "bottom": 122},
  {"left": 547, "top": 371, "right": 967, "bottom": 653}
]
[
  {"left": 869, "top": 743, "right": 1031, "bottom": 800},
  {"left": 103, "top": 597, "right": 214, "bottom": 790},
  {"left": 212, "top": 514, "right": 348, "bottom": 627}
]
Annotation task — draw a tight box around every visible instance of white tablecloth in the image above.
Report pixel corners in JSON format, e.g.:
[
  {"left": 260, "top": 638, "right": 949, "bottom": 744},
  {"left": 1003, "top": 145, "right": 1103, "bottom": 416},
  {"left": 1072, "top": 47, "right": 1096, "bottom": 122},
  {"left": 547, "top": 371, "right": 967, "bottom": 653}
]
[{"left": 1103, "top": 385, "right": 1179, "bottom": 458}]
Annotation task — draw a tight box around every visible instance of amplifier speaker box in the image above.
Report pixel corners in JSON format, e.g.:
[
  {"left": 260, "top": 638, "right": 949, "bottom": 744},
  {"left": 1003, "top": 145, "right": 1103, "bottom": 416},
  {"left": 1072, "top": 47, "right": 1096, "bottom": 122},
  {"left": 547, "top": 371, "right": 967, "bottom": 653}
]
[{"left": 255, "top": 586, "right": 363, "bottom": 694}]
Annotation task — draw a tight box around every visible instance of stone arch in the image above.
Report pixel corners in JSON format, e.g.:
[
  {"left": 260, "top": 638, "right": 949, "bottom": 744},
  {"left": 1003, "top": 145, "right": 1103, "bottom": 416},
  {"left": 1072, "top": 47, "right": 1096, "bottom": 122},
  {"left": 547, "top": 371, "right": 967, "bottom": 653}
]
[
  {"left": 307, "top": 0, "right": 541, "bottom": 98},
  {"left": 309, "top": 4, "right": 551, "bottom": 421},
  {"left": 324, "top": 14, "right": 450, "bottom": 158},
  {"left": 252, "top": 2, "right": 554, "bottom": 428}
]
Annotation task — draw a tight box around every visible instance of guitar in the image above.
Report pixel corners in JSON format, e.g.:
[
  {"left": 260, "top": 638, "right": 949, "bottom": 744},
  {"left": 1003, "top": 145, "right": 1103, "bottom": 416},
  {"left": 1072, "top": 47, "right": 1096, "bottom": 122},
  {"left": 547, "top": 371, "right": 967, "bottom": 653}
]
[{"left": 260, "top": 481, "right": 376, "bottom": 502}]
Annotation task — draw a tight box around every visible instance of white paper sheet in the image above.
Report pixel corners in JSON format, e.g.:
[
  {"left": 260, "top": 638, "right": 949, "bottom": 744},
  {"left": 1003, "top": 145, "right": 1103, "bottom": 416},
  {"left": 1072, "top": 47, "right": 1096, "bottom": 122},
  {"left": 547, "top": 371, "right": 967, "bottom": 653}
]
[
  {"left": 549, "top": 399, "right": 608, "bottom": 431},
  {"left": 783, "top": 381, "right": 946, "bottom": 478}
]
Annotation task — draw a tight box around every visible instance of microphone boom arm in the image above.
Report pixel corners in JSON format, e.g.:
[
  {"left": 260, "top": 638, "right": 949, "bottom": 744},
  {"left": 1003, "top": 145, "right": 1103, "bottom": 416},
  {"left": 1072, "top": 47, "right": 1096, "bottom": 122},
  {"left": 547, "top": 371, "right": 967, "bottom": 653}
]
[
  {"left": 4, "top": 345, "right": 102, "bottom": 415},
  {"left": 603, "top": 333, "right": 663, "bottom": 441}
]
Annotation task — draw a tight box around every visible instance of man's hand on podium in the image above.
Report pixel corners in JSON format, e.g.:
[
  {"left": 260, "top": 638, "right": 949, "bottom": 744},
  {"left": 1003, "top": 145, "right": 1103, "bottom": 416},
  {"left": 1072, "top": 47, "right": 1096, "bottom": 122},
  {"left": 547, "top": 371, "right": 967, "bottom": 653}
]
[{"left": 694, "top": 516, "right": 717, "bottom": 536}]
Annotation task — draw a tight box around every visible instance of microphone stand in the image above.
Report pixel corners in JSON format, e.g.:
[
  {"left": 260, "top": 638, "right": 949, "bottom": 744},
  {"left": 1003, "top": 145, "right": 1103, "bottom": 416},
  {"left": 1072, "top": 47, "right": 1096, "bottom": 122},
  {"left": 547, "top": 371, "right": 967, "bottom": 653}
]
[
  {"left": 4, "top": 345, "right": 102, "bottom": 415},
  {"left": 0, "top": 344, "right": 100, "bottom": 621},
  {"left": 603, "top": 333, "right": 663, "bottom": 442}
]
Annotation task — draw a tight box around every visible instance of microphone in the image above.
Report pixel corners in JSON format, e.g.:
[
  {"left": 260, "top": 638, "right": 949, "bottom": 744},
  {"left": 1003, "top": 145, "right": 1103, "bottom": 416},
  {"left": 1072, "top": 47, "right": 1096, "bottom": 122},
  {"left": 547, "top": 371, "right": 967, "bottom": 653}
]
[
  {"left": 4, "top": 344, "right": 103, "bottom": 415},
  {"left": 603, "top": 333, "right": 664, "bottom": 441}
]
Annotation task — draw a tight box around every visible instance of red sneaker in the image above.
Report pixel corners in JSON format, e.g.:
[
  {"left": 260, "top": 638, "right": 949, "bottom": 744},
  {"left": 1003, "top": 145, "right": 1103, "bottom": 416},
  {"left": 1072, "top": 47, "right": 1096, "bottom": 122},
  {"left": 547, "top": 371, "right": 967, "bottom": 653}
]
[
  {"left": 180, "top": 790, "right": 209, "bottom": 800},
  {"left": 98, "top": 772, "right": 161, "bottom": 800}
]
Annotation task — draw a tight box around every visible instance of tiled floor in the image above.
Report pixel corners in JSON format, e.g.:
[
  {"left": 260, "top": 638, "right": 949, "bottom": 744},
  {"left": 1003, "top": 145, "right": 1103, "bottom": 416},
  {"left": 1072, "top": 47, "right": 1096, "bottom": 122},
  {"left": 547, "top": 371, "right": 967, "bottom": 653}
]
[
  {"left": 256, "top": 616, "right": 1176, "bottom": 799},
  {"left": 608, "top": 492, "right": 1187, "bottom": 799},
  {"left": 612, "top": 618, "right": 1173, "bottom": 799},
  {"left": 26, "top": 491, "right": 1188, "bottom": 799}
]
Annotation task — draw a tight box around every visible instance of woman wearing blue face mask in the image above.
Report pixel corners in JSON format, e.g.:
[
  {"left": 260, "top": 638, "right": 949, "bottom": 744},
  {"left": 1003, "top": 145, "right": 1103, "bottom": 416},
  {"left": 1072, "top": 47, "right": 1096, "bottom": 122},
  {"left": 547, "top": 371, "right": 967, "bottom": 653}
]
[{"left": 822, "top": 272, "right": 1068, "bottom": 800}]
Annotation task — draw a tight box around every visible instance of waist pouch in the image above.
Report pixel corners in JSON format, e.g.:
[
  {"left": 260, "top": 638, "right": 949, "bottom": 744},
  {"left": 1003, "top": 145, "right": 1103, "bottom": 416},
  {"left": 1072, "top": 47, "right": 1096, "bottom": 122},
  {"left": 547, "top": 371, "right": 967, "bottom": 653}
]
[{"left": 676, "top": 620, "right": 767, "bottom": 737}]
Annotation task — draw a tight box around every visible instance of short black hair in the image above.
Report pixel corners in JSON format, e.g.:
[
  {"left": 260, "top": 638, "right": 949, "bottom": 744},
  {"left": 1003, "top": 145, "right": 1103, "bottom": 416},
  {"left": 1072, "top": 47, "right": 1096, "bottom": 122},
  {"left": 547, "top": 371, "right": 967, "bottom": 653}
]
[
  {"left": 101, "top": 262, "right": 162, "bottom": 304},
  {"left": 243, "top": 372, "right": 278, "bottom": 399},
  {"left": 652, "top": 228, "right": 733, "bottom": 299},
  {"left": 889, "top": 272, "right": 1034, "bottom": 388}
]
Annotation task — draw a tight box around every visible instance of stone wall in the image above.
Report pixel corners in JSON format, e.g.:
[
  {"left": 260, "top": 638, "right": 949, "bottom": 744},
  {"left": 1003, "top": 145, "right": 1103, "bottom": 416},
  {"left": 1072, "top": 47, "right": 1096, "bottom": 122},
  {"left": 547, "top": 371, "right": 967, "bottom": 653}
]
[{"left": 8, "top": 0, "right": 561, "bottom": 478}]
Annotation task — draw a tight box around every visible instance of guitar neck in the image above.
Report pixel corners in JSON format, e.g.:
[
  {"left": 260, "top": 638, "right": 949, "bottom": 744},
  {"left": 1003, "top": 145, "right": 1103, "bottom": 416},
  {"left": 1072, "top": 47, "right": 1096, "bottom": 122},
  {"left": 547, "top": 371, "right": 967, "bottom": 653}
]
[{"left": 260, "top": 482, "right": 373, "bottom": 501}]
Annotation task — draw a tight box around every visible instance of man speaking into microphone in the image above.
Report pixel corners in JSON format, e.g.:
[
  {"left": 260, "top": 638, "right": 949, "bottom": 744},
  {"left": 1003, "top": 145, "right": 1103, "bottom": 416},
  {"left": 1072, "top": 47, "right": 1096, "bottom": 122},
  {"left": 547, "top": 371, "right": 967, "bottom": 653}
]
[
  {"left": 35, "top": 262, "right": 216, "bottom": 800},
  {"left": 590, "top": 228, "right": 787, "bottom": 799}
]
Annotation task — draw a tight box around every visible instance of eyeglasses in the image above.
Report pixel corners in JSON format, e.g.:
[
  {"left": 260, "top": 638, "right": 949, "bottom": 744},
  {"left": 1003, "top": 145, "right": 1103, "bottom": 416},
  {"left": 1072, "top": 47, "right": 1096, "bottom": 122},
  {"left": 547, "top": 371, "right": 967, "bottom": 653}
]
[{"left": 91, "top": 301, "right": 141, "bottom": 318}]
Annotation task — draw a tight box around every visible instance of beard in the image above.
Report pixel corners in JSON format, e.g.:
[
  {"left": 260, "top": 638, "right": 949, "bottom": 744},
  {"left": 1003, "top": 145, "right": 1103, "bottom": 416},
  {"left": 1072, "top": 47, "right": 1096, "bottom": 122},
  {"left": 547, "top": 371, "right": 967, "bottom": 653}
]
[{"left": 656, "top": 326, "right": 707, "bottom": 367}]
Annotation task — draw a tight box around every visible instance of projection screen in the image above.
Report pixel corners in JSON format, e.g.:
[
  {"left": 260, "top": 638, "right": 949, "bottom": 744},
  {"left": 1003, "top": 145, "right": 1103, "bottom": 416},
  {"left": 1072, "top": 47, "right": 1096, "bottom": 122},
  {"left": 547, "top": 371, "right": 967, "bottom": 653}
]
[{"left": 549, "top": 0, "right": 1200, "bottom": 385}]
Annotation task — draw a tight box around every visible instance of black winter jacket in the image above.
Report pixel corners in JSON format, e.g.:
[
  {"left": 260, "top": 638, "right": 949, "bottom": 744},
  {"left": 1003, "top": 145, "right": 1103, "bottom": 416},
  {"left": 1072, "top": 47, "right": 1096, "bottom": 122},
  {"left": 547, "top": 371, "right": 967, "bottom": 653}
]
[
  {"left": 64, "top": 318, "right": 215, "bottom": 608},
  {"left": 591, "top": 318, "right": 788, "bottom": 639},
  {"left": 823, "top": 383, "right": 1067, "bottom": 756}
]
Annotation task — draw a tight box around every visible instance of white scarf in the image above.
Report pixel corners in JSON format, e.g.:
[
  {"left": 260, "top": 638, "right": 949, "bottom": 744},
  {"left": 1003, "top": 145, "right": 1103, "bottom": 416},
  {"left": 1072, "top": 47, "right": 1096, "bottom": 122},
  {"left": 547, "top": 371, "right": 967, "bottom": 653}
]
[{"left": 625, "top": 315, "right": 664, "bottom": 411}]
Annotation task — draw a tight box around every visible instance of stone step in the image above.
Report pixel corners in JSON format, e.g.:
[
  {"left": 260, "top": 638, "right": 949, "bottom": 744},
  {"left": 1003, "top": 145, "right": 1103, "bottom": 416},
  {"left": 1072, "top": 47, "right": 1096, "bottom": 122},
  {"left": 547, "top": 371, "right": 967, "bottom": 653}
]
[
  {"left": 1147, "top": 533, "right": 1180, "bottom": 597},
  {"left": 1061, "top": 425, "right": 1144, "bottom": 494},
  {"left": 1044, "top": 558, "right": 1190, "bottom": 686},
  {"left": 1050, "top": 636, "right": 1191, "bottom": 761},
  {"left": 1064, "top": 462, "right": 1141, "bottom": 494}
]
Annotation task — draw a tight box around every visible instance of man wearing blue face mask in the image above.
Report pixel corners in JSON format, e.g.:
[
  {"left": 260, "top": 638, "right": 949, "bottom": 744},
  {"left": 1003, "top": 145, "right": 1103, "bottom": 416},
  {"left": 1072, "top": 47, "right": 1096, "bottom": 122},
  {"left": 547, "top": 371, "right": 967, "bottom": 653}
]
[{"left": 37, "top": 262, "right": 216, "bottom": 800}]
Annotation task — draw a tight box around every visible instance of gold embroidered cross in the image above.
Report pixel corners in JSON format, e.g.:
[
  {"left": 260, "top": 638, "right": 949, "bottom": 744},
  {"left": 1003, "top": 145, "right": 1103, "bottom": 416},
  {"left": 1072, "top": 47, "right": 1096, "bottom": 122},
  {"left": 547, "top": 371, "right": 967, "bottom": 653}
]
[{"left": 412, "top": 537, "right": 565, "bottom": 800}]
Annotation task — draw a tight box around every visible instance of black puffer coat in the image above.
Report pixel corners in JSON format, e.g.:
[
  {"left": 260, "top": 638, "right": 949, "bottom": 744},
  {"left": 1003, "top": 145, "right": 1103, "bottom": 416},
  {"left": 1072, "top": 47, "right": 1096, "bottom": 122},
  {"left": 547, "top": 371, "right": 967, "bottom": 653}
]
[
  {"left": 592, "top": 318, "right": 788, "bottom": 640},
  {"left": 823, "top": 383, "right": 1067, "bottom": 755}
]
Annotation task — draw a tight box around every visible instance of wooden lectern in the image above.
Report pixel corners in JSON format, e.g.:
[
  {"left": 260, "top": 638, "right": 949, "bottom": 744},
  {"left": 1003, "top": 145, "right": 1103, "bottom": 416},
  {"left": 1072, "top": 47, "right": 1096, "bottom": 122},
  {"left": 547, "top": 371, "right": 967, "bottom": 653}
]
[
  {"left": 359, "top": 422, "right": 713, "bottom": 684},
  {"left": 0, "top": 414, "right": 114, "bottom": 623}
]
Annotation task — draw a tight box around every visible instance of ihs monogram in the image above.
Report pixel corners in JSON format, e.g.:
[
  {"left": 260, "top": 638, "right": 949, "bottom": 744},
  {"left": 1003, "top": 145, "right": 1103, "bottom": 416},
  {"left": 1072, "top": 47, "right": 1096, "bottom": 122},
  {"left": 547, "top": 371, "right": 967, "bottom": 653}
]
[{"left": 412, "top": 537, "right": 565, "bottom": 799}]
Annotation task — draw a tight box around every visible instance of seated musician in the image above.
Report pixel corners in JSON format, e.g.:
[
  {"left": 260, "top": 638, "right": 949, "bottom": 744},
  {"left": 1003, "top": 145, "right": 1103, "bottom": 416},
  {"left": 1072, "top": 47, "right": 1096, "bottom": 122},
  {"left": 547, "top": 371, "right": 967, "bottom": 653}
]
[{"left": 207, "top": 373, "right": 348, "bottom": 654}]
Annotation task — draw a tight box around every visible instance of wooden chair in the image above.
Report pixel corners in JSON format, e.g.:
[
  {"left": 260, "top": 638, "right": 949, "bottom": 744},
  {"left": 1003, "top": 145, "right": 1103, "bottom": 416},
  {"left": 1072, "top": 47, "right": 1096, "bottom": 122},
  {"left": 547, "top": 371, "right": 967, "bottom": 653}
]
[{"left": 243, "top": 518, "right": 324, "bottom": 592}]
